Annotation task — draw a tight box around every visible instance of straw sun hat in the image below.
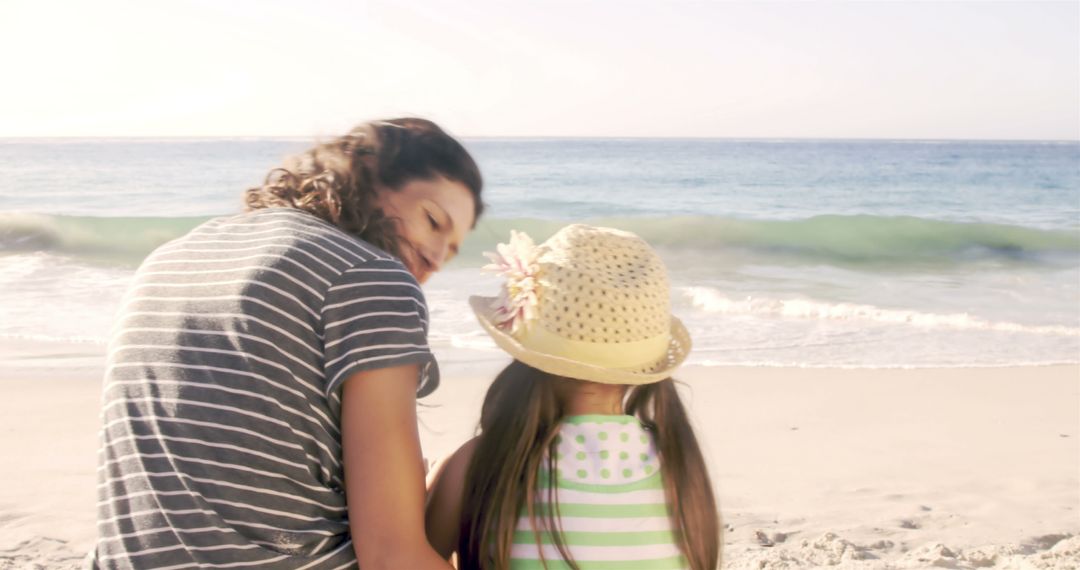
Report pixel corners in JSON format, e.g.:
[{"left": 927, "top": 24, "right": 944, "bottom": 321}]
[{"left": 469, "top": 224, "right": 691, "bottom": 385}]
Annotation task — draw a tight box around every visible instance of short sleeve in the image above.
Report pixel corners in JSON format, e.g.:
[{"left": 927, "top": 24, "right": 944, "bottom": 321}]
[{"left": 321, "top": 258, "right": 440, "bottom": 399}]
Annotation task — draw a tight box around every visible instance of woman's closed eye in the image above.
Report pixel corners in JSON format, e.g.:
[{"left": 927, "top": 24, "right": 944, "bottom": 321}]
[{"left": 426, "top": 211, "right": 441, "bottom": 230}]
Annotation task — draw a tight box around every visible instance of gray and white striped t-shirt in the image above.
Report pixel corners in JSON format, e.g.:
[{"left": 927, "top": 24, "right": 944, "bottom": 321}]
[{"left": 92, "top": 207, "right": 438, "bottom": 569}]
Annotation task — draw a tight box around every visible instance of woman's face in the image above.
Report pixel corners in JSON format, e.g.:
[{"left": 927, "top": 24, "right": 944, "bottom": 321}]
[{"left": 375, "top": 176, "right": 476, "bottom": 284}]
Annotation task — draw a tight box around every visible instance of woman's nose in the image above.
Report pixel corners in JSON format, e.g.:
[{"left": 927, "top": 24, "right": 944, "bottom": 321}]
[{"left": 424, "top": 239, "right": 450, "bottom": 271}]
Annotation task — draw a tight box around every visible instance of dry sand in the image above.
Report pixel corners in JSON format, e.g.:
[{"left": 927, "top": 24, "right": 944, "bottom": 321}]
[{"left": 1, "top": 340, "right": 1077, "bottom": 569}]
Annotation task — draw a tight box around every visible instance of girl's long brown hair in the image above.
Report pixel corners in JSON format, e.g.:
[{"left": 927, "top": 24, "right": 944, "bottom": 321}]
[
  {"left": 458, "top": 360, "right": 721, "bottom": 570},
  {"left": 244, "top": 118, "right": 483, "bottom": 260}
]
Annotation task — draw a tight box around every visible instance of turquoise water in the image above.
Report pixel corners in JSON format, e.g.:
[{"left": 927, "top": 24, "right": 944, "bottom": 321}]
[{"left": 1, "top": 138, "right": 1078, "bottom": 367}]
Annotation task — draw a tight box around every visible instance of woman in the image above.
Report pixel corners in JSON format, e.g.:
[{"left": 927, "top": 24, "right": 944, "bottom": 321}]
[{"left": 92, "top": 118, "right": 482, "bottom": 569}]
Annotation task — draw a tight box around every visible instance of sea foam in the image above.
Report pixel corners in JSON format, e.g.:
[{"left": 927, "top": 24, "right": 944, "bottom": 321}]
[{"left": 680, "top": 286, "right": 1080, "bottom": 337}]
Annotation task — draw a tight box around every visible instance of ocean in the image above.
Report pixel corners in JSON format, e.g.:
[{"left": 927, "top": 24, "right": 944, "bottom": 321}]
[{"left": 1, "top": 138, "right": 1078, "bottom": 368}]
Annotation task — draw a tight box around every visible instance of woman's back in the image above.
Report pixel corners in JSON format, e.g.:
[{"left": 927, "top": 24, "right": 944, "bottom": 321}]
[{"left": 94, "top": 207, "right": 435, "bottom": 568}]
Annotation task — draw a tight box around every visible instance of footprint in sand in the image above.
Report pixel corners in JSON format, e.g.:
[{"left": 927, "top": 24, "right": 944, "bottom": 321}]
[
  {"left": 0, "top": 507, "right": 27, "bottom": 526},
  {"left": 1022, "top": 533, "right": 1071, "bottom": 553}
]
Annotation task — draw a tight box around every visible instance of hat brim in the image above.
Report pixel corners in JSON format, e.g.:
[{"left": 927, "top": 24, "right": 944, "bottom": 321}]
[{"left": 469, "top": 295, "right": 692, "bottom": 385}]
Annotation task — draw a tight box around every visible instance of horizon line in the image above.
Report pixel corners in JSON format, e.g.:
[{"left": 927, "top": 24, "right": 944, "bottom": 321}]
[{"left": 1, "top": 134, "right": 1078, "bottom": 144}]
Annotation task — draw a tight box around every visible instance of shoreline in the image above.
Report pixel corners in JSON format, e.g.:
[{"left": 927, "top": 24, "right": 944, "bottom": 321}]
[{"left": 1, "top": 340, "right": 1077, "bottom": 568}]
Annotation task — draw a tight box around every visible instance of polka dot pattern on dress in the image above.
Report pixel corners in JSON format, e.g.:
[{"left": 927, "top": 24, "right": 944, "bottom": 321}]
[{"left": 548, "top": 416, "right": 659, "bottom": 486}]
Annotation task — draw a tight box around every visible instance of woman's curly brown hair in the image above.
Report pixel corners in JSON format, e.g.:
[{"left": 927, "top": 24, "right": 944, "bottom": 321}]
[{"left": 244, "top": 118, "right": 483, "bottom": 259}]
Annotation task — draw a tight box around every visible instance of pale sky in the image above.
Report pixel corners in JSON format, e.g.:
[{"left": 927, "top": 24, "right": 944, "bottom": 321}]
[{"left": 1, "top": 0, "right": 1077, "bottom": 139}]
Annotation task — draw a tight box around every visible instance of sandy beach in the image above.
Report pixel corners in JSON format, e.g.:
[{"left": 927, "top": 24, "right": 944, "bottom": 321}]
[
  {"left": 1, "top": 340, "right": 1076, "bottom": 569},
  {"left": 4, "top": 0, "right": 1080, "bottom": 564}
]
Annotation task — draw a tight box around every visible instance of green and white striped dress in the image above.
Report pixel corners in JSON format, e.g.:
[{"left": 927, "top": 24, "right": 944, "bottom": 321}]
[{"left": 510, "top": 415, "right": 688, "bottom": 570}]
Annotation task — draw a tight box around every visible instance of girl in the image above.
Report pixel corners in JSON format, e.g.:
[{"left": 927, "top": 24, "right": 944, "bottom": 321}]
[
  {"left": 94, "top": 118, "right": 481, "bottom": 569},
  {"left": 426, "top": 225, "right": 721, "bottom": 570}
]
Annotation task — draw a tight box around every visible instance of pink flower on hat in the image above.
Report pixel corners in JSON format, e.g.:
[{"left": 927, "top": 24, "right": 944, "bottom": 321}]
[{"left": 483, "top": 230, "right": 541, "bottom": 335}]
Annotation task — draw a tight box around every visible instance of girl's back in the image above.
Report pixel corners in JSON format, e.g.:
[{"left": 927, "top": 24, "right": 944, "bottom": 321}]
[
  {"left": 425, "top": 225, "right": 720, "bottom": 570},
  {"left": 509, "top": 414, "right": 686, "bottom": 569}
]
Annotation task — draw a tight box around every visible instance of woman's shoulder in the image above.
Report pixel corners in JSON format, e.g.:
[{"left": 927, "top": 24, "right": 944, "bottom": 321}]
[
  {"left": 231, "top": 207, "right": 400, "bottom": 268},
  {"left": 243, "top": 207, "right": 417, "bottom": 289}
]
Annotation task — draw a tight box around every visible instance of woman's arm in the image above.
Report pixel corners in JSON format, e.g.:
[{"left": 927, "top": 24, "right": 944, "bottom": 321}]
[
  {"left": 341, "top": 363, "right": 452, "bottom": 570},
  {"left": 425, "top": 436, "right": 480, "bottom": 560}
]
